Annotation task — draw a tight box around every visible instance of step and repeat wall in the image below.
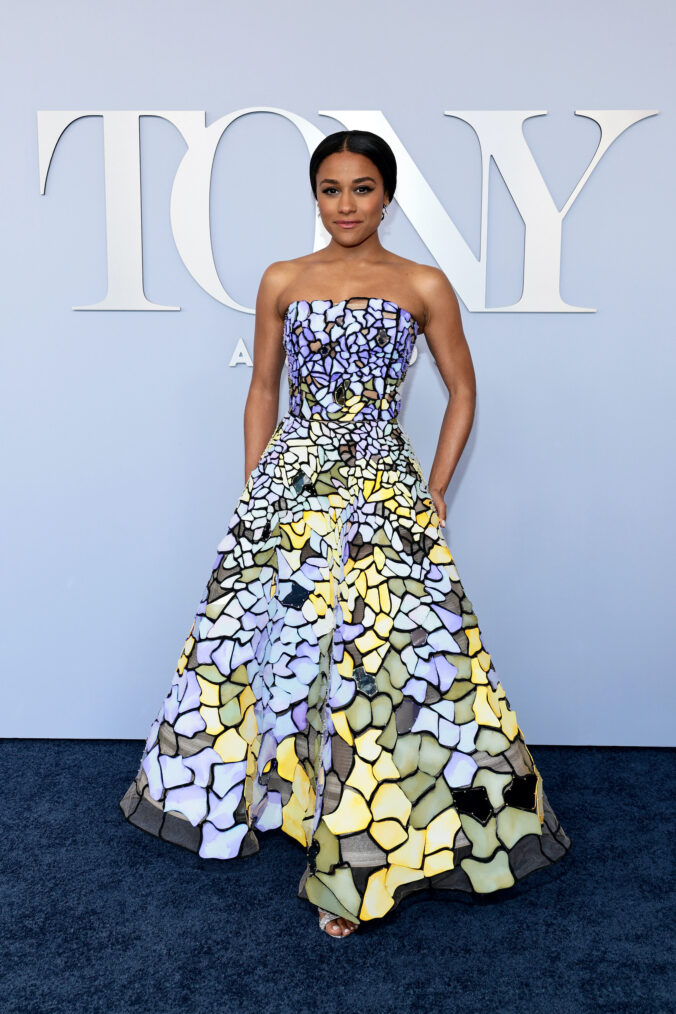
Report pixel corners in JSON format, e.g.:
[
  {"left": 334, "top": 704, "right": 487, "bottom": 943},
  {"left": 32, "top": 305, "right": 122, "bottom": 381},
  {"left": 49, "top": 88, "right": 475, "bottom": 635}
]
[{"left": 2, "top": 1, "right": 673, "bottom": 744}]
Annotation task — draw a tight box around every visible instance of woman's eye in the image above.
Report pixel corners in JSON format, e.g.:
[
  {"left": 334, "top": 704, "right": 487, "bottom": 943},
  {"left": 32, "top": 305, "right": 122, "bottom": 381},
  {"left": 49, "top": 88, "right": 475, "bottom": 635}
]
[{"left": 321, "top": 186, "right": 374, "bottom": 195}]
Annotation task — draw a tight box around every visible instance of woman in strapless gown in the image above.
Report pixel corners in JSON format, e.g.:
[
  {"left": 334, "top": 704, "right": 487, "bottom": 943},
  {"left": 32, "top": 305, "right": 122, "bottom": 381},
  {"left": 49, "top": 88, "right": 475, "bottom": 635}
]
[{"left": 119, "top": 128, "right": 571, "bottom": 939}]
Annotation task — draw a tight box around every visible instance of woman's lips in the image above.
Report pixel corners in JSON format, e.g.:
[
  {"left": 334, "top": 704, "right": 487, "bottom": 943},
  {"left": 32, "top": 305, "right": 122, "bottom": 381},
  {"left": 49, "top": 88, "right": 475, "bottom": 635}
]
[{"left": 336, "top": 221, "right": 360, "bottom": 229}]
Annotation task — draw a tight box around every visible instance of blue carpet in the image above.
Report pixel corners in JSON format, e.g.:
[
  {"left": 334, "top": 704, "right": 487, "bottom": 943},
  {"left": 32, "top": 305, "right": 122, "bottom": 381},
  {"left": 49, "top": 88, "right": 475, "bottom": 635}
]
[{"left": 0, "top": 741, "right": 673, "bottom": 1014}]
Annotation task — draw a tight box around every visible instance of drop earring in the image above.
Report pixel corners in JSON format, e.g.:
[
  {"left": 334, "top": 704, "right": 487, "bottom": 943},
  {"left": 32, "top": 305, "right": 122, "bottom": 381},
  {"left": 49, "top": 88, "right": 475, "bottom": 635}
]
[{"left": 381, "top": 204, "right": 389, "bottom": 221}]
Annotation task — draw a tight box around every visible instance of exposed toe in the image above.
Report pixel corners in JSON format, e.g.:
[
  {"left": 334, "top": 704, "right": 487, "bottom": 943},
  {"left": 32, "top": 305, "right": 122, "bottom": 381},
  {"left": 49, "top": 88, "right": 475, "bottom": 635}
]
[{"left": 318, "top": 909, "right": 358, "bottom": 937}]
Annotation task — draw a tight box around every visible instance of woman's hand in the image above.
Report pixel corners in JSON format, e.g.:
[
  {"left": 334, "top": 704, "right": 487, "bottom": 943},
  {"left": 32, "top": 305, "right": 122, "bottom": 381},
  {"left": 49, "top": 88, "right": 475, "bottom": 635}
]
[{"left": 429, "top": 486, "right": 447, "bottom": 527}]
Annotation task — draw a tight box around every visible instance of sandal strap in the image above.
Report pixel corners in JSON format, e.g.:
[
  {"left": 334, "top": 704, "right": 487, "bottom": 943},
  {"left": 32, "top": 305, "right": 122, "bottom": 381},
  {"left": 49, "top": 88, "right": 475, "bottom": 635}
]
[{"left": 318, "top": 910, "right": 342, "bottom": 931}]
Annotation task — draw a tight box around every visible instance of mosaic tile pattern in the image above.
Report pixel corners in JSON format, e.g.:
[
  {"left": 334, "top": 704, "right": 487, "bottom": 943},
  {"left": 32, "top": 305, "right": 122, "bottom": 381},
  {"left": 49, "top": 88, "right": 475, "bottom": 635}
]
[{"left": 119, "top": 296, "right": 571, "bottom": 924}]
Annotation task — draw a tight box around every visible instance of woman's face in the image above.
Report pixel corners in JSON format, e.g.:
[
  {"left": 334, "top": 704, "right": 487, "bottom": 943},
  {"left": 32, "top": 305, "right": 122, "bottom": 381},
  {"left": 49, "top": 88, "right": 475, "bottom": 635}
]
[{"left": 315, "top": 151, "right": 388, "bottom": 243}]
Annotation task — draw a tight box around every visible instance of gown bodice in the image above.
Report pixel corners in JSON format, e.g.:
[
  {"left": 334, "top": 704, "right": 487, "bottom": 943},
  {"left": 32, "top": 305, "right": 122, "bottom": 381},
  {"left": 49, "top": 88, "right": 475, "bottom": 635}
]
[{"left": 283, "top": 296, "right": 420, "bottom": 424}]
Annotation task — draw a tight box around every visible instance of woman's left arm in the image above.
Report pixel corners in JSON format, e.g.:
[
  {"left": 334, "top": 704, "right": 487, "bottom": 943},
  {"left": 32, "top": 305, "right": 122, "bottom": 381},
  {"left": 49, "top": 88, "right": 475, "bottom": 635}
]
[{"left": 418, "top": 267, "right": 476, "bottom": 526}]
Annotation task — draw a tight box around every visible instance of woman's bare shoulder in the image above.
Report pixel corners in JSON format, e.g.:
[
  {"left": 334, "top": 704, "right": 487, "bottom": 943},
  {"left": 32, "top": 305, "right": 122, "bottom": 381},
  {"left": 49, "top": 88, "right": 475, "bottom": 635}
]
[
  {"left": 409, "top": 264, "right": 459, "bottom": 330},
  {"left": 383, "top": 257, "right": 456, "bottom": 330},
  {"left": 257, "top": 257, "right": 314, "bottom": 318}
]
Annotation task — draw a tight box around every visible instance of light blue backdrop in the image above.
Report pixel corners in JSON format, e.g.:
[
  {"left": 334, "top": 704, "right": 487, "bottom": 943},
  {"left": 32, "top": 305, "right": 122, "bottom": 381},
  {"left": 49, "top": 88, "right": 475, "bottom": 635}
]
[{"left": 2, "top": 0, "right": 674, "bottom": 745}]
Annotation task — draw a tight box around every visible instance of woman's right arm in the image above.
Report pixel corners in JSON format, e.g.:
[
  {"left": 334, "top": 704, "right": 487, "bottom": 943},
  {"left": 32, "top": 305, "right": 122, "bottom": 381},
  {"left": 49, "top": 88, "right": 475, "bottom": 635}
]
[{"left": 242, "top": 263, "right": 289, "bottom": 483}]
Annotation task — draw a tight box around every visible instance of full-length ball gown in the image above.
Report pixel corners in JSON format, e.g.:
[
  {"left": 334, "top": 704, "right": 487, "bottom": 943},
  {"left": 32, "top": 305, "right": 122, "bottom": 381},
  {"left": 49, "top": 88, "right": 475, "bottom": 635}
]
[{"left": 119, "top": 295, "right": 571, "bottom": 926}]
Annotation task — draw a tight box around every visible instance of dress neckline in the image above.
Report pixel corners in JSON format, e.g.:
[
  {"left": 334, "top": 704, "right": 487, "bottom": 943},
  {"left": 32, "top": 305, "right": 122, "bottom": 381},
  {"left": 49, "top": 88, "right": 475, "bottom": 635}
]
[{"left": 283, "top": 296, "right": 421, "bottom": 332}]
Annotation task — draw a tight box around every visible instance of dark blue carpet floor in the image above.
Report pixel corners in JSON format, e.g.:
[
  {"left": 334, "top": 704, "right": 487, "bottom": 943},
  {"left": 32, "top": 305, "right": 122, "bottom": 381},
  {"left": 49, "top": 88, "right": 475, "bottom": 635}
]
[{"left": 0, "top": 741, "right": 673, "bottom": 1014}]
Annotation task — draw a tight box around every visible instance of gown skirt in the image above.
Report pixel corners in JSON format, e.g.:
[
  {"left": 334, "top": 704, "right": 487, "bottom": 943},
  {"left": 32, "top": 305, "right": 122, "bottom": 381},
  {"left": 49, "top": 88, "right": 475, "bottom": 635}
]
[{"left": 119, "top": 296, "right": 571, "bottom": 925}]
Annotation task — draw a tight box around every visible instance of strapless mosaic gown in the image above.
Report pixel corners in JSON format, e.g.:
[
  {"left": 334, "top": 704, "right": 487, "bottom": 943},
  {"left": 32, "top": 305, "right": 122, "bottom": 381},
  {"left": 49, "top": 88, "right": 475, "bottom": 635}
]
[{"left": 119, "top": 295, "right": 571, "bottom": 925}]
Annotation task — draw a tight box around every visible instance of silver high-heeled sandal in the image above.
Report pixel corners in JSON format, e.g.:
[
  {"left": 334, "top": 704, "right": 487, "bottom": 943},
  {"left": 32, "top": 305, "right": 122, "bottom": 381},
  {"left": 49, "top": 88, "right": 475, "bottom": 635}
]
[{"left": 318, "top": 908, "right": 359, "bottom": 937}]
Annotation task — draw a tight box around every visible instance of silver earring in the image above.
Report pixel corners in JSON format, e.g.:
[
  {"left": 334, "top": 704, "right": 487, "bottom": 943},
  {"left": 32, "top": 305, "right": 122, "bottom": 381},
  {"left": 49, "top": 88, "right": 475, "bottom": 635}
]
[
  {"left": 381, "top": 204, "right": 389, "bottom": 220},
  {"left": 316, "top": 203, "right": 321, "bottom": 216}
]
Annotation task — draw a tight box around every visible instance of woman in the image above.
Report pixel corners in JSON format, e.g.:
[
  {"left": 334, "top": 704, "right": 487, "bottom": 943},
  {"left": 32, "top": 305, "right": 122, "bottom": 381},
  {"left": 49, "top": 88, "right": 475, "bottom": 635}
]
[{"left": 119, "top": 129, "right": 571, "bottom": 940}]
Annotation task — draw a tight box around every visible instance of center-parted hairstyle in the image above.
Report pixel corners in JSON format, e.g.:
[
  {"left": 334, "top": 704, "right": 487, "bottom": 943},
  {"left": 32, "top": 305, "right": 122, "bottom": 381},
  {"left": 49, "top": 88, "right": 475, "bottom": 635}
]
[{"left": 309, "top": 130, "right": 397, "bottom": 203}]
